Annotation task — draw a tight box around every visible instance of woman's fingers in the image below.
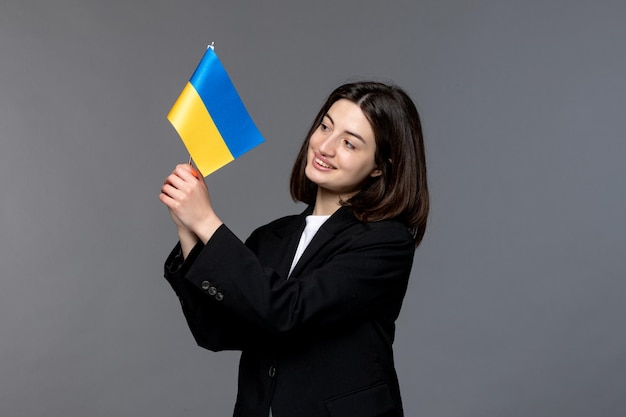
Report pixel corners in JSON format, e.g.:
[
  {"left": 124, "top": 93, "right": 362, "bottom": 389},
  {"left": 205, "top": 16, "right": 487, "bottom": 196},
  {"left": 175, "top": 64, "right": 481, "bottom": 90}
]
[
  {"left": 159, "top": 164, "right": 213, "bottom": 231},
  {"left": 174, "top": 163, "right": 201, "bottom": 181},
  {"left": 162, "top": 165, "right": 202, "bottom": 195}
]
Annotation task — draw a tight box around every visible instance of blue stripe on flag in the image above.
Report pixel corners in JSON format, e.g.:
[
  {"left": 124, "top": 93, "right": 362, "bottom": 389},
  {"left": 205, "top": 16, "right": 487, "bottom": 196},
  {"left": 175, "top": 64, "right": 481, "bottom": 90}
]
[{"left": 189, "top": 48, "right": 265, "bottom": 158}]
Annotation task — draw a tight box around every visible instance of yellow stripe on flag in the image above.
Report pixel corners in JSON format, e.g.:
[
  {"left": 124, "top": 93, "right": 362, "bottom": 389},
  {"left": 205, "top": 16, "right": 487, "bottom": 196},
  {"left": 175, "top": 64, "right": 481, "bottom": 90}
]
[{"left": 167, "top": 82, "right": 234, "bottom": 176}]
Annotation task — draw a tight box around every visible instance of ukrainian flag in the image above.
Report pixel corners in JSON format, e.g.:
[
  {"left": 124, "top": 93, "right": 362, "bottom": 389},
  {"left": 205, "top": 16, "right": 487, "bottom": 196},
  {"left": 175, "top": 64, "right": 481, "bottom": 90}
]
[{"left": 167, "top": 47, "right": 265, "bottom": 176}]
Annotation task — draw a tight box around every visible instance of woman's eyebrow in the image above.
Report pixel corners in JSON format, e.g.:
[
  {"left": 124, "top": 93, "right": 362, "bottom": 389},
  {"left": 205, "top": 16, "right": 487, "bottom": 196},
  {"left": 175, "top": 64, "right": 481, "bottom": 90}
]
[{"left": 325, "top": 113, "right": 366, "bottom": 143}]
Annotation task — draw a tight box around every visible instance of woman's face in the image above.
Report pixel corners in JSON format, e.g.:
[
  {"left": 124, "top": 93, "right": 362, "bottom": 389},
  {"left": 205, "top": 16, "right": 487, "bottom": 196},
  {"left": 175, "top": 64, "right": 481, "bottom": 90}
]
[{"left": 305, "top": 99, "right": 381, "bottom": 198}]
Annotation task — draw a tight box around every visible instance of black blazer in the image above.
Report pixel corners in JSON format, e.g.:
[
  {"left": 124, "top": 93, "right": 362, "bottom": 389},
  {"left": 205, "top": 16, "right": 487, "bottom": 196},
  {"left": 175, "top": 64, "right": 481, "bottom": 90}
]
[{"left": 164, "top": 206, "right": 415, "bottom": 417}]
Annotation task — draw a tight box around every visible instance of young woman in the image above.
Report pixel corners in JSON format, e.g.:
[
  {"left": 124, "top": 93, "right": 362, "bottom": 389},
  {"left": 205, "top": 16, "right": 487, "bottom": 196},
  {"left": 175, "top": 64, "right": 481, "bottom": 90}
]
[{"left": 160, "top": 81, "right": 429, "bottom": 417}]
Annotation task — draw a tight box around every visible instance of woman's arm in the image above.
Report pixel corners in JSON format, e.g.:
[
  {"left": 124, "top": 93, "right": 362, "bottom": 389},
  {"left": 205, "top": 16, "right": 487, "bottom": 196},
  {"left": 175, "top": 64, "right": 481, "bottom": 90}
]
[
  {"left": 161, "top": 164, "right": 256, "bottom": 350},
  {"left": 184, "top": 220, "right": 415, "bottom": 336},
  {"left": 164, "top": 242, "right": 258, "bottom": 351},
  {"left": 159, "top": 164, "right": 223, "bottom": 253}
]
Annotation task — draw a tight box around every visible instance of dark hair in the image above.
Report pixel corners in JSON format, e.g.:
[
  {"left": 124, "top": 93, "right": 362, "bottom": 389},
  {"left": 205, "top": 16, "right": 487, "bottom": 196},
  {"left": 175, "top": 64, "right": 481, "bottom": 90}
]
[{"left": 290, "top": 81, "right": 429, "bottom": 246}]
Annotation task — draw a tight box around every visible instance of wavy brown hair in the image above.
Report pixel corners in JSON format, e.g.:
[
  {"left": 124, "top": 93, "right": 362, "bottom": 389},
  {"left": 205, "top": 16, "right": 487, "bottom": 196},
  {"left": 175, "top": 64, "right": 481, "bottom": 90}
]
[{"left": 290, "top": 81, "right": 429, "bottom": 246}]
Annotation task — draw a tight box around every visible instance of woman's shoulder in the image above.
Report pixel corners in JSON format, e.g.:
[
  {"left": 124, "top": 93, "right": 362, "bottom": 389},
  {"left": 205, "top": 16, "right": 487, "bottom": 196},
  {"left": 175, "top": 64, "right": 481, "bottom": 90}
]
[
  {"left": 322, "top": 207, "right": 415, "bottom": 246},
  {"left": 249, "top": 208, "right": 310, "bottom": 238},
  {"left": 249, "top": 206, "right": 413, "bottom": 243},
  {"left": 367, "top": 217, "right": 414, "bottom": 235},
  {"left": 258, "top": 213, "right": 302, "bottom": 232},
  {"left": 350, "top": 217, "right": 415, "bottom": 245}
]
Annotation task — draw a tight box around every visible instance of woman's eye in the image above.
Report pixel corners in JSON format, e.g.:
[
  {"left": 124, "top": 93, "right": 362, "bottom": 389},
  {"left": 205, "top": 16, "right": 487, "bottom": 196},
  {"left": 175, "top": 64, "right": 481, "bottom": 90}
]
[
  {"left": 320, "top": 123, "right": 330, "bottom": 132},
  {"left": 344, "top": 139, "right": 355, "bottom": 149}
]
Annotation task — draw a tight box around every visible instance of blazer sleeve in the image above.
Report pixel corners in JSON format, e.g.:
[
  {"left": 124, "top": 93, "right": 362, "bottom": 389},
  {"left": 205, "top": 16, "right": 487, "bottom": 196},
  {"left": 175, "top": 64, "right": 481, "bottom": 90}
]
[
  {"left": 164, "top": 241, "right": 259, "bottom": 351},
  {"left": 183, "top": 221, "right": 415, "bottom": 336}
]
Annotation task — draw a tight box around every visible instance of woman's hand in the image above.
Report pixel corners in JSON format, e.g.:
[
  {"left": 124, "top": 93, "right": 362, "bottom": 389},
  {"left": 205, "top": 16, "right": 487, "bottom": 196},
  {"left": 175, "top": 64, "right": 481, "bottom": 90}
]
[{"left": 159, "top": 164, "right": 223, "bottom": 244}]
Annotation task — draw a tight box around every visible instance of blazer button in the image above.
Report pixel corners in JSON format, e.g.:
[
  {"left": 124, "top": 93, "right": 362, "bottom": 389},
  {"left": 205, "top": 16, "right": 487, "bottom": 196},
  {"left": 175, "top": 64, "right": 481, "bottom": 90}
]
[
  {"left": 201, "top": 281, "right": 210, "bottom": 291},
  {"left": 208, "top": 287, "right": 217, "bottom": 296},
  {"left": 215, "top": 292, "right": 224, "bottom": 301},
  {"left": 268, "top": 366, "right": 276, "bottom": 377}
]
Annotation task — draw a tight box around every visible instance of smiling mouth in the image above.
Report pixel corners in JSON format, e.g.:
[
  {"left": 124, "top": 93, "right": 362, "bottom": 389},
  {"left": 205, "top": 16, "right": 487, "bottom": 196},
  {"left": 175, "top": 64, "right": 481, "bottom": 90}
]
[{"left": 314, "top": 157, "right": 335, "bottom": 169}]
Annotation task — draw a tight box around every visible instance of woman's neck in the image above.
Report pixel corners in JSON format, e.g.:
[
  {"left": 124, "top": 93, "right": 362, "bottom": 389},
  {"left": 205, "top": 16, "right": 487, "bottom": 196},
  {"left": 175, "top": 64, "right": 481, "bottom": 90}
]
[{"left": 312, "top": 188, "right": 355, "bottom": 216}]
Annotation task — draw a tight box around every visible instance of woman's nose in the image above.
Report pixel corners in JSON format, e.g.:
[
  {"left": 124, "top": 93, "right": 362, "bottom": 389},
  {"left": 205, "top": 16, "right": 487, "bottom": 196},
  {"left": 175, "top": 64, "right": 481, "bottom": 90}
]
[{"left": 318, "top": 135, "right": 336, "bottom": 156}]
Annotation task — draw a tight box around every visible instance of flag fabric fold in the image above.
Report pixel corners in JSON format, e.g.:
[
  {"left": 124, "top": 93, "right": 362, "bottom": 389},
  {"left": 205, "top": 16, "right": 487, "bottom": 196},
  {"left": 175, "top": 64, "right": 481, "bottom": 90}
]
[{"left": 167, "top": 47, "right": 265, "bottom": 176}]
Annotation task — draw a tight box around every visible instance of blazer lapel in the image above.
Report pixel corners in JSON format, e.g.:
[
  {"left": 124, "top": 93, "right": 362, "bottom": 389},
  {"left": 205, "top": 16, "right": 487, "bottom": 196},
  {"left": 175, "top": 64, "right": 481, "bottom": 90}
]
[
  {"left": 270, "top": 206, "right": 312, "bottom": 279},
  {"left": 289, "top": 206, "right": 358, "bottom": 278}
]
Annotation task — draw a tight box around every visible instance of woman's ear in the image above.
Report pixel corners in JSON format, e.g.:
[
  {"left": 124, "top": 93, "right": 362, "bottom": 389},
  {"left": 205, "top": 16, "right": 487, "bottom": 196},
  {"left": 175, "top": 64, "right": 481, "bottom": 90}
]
[
  {"left": 370, "top": 167, "right": 383, "bottom": 178},
  {"left": 370, "top": 158, "right": 391, "bottom": 178}
]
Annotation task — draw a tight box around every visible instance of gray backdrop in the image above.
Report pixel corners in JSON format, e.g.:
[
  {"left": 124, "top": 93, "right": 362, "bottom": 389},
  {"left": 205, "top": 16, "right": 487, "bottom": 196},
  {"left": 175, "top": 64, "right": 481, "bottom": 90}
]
[{"left": 1, "top": 0, "right": 625, "bottom": 416}]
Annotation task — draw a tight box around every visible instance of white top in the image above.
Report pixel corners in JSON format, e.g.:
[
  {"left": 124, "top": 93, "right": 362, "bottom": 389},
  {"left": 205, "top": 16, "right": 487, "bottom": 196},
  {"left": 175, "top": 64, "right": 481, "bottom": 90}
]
[{"left": 288, "top": 215, "right": 331, "bottom": 278}]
